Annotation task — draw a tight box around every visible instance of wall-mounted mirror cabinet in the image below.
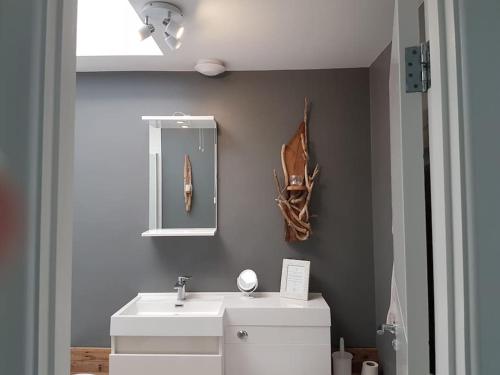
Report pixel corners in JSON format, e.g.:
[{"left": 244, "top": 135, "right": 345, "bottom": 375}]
[{"left": 141, "top": 116, "right": 217, "bottom": 237}]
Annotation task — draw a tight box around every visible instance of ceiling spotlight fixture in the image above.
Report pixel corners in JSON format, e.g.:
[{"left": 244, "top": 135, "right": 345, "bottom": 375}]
[
  {"left": 195, "top": 59, "right": 226, "bottom": 77},
  {"left": 138, "top": 1, "right": 184, "bottom": 50}
]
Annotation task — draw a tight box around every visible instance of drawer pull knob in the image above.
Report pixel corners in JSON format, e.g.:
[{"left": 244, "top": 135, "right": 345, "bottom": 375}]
[{"left": 237, "top": 330, "right": 248, "bottom": 339}]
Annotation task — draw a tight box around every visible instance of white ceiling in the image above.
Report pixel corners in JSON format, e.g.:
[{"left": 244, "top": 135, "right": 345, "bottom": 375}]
[
  {"left": 77, "top": 0, "right": 162, "bottom": 56},
  {"left": 77, "top": 0, "right": 394, "bottom": 72}
]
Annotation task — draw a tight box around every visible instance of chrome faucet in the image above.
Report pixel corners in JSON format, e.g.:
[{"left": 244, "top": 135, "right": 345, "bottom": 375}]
[{"left": 174, "top": 276, "right": 191, "bottom": 306}]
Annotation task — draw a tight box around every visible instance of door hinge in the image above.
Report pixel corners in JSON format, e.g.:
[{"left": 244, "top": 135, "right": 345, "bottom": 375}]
[{"left": 405, "top": 41, "right": 431, "bottom": 93}]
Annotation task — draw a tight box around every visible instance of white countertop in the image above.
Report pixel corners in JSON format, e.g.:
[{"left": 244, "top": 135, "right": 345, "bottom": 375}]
[
  {"left": 136, "top": 292, "right": 330, "bottom": 327},
  {"left": 111, "top": 292, "right": 330, "bottom": 336},
  {"left": 133, "top": 292, "right": 328, "bottom": 307},
  {"left": 218, "top": 292, "right": 330, "bottom": 327}
]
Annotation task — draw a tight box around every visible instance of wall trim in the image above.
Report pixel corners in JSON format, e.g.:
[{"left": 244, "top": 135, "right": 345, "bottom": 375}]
[
  {"left": 427, "top": 0, "right": 471, "bottom": 374},
  {"left": 38, "top": 0, "right": 77, "bottom": 374}
]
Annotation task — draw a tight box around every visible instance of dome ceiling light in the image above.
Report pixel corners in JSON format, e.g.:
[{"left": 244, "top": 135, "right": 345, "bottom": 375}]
[
  {"left": 138, "top": 1, "right": 184, "bottom": 51},
  {"left": 194, "top": 59, "right": 227, "bottom": 77}
]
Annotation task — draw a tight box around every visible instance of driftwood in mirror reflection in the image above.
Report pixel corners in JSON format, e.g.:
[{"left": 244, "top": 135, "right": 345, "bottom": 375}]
[
  {"left": 184, "top": 154, "right": 192, "bottom": 212},
  {"left": 273, "top": 98, "right": 319, "bottom": 242}
]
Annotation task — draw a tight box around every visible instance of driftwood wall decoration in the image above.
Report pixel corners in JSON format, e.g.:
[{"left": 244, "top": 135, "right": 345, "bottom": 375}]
[
  {"left": 273, "top": 98, "right": 319, "bottom": 241},
  {"left": 184, "top": 154, "right": 192, "bottom": 212}
]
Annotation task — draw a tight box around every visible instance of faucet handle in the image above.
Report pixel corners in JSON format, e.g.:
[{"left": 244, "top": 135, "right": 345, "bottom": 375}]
[{"left": 177, "top": 275, "right": 191, "bottom": 284}]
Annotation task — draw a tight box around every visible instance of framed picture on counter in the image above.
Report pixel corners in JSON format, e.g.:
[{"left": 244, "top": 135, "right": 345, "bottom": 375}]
[{"left": 280, "top": 259, "right": 310, "bottom": 301}]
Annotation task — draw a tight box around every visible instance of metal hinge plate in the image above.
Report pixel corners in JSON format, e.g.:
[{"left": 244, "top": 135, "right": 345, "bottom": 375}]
[{"left": 405, "top": 41, "right": 431, "bottom": 93}]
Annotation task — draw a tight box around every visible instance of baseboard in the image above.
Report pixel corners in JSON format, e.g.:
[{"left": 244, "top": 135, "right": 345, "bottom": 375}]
[{"left": 71, "top": 346, "right": 378, "bottom": 375}]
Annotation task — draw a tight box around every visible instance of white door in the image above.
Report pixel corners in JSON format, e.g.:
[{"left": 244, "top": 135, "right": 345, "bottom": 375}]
[{"left": 387, "top": 0, "right": 430, "bottom": 374}]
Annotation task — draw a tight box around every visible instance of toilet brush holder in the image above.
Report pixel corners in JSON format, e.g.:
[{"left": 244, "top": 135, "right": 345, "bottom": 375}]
[{"left": 332, "top": 350, "right": 353, "bottom": 375}]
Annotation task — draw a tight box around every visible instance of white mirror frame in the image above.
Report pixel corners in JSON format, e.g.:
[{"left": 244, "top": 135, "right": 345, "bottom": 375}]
[{"left": 141, "top": 116, "right": 217, "bottom": 237}]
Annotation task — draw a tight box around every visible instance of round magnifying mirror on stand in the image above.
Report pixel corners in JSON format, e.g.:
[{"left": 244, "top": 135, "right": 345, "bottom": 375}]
[{"left": 237, "top": 269, "right": 258, "bottom": 297}]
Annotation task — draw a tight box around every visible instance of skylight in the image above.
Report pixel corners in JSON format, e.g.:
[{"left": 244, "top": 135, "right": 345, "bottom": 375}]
[{"left": 77, "top": 0, "right": 162, "bottom": 56}]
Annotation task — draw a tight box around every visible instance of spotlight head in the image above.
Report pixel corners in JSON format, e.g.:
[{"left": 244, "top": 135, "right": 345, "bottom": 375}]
[
  {"left": 138, "top": 23, "right": 155, "bottom": 41},
  {"left": 176, "top": 25, "right": 185, "bottom": 39},
  {"left": 165, "top": 34, "right": 182, "bottom": 50},
  {"left": 165, "top": 19, "right": 184, "bottom": 39}
]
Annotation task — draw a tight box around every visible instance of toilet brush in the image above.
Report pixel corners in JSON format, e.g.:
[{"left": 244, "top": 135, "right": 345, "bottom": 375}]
[{"left": 332, "top": 337, "right": 353, "bottom": 375}]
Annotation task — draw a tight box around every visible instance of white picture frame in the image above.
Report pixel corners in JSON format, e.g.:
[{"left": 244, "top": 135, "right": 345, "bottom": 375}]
[{"left": 280, "top": 259, "right": 310, "bottom": 301}]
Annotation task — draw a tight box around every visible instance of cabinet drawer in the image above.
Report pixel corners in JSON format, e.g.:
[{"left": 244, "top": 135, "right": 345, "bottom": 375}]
[
  {"left": 109, "top": 353, "right": 222, "bottom": 375},
  {"left": 115, "top": 336, "right": 219, "bottom": 354},
  {"left": 225, "top": 325, "right": 330, "bottom": 345}
]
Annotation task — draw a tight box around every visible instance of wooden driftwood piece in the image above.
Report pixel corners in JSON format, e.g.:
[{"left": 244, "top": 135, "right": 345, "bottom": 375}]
[
  {"left": 274, "top": 98, "right": 319, "bottom": 242},
  {"left": 184, "top": 154, "right": 192, "bottom": 212}
]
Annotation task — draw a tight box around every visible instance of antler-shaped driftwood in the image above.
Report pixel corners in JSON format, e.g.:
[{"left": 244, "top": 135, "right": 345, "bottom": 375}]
[{"left": 273, "top": 98, "right": 319, "bottom": 242}]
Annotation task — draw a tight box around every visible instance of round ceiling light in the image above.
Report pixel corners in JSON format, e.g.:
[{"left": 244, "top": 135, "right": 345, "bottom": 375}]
[{"left": 194, "top": 59, "right": 226, "bottom": 77}]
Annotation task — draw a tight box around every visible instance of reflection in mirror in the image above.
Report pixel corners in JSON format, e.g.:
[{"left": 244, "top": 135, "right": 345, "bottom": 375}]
[{"left": 142, "top": 116, "right": 217, "bottom": 237}]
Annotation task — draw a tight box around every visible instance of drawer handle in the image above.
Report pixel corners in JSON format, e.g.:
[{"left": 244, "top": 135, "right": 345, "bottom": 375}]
[{"left": 237, "top": 330, "right": 248, "bottom": 339}]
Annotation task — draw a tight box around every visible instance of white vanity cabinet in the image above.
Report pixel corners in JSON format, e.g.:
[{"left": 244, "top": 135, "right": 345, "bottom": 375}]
[
  {"left": 109, "top": 293, "right": 331, "bottom": 375},
  {"left": 223, "top": 293, "right": 331, "bottom": 375}
]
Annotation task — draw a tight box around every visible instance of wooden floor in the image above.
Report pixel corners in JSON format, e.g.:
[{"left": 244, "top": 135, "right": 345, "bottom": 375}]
[{"left": 71, "top": 347, "right": 377, "bottom": 375}]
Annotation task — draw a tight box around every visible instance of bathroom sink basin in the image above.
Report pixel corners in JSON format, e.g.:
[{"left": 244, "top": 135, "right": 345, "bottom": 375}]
[
  {"left": 126, "top": 296, "right": 222, "bottom": 316},
  {"left": 111, "top": 293, "right": 224, "bottom": 337}
]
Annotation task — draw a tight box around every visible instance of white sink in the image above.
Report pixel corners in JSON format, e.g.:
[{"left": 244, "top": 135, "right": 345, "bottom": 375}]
[
  {"left": 124, "top": 295, "right": 222, "bottom": 316},
  {"left": 111, "top": 294, "right": 224, "bottom": 337}
]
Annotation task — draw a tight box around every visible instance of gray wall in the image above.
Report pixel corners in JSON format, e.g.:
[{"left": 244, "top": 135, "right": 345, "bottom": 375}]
[
  {"left": 72, "top": 70, "right": 375, "bottom": 348},
  {"left": 458, "top": 0, "right": 500, "bottom": 372},
  {"left": 369, "top": 45, "right": 395, "bottom": 375}
]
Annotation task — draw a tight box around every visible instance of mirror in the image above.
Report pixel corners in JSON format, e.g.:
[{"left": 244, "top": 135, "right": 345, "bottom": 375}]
[
  {"left": 237, "top": 269, "right": 258, "bottom": 297},
  {"left": 142, "top": 116, "right": 217, "bottom": 236}
]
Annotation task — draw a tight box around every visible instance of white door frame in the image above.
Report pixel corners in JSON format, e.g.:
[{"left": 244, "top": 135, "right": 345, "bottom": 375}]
[
  {"left": 43, "top": 0, "right": 472, "bottom": 374},
  {"left": 425, "top": 0, "right": 471, "bottom": 374},
  {"left": 38, "top": 0, "right": 77, "bottom": 374},
  {"left": 390, "top": 0, "right": 430, "bottom": 373}
]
